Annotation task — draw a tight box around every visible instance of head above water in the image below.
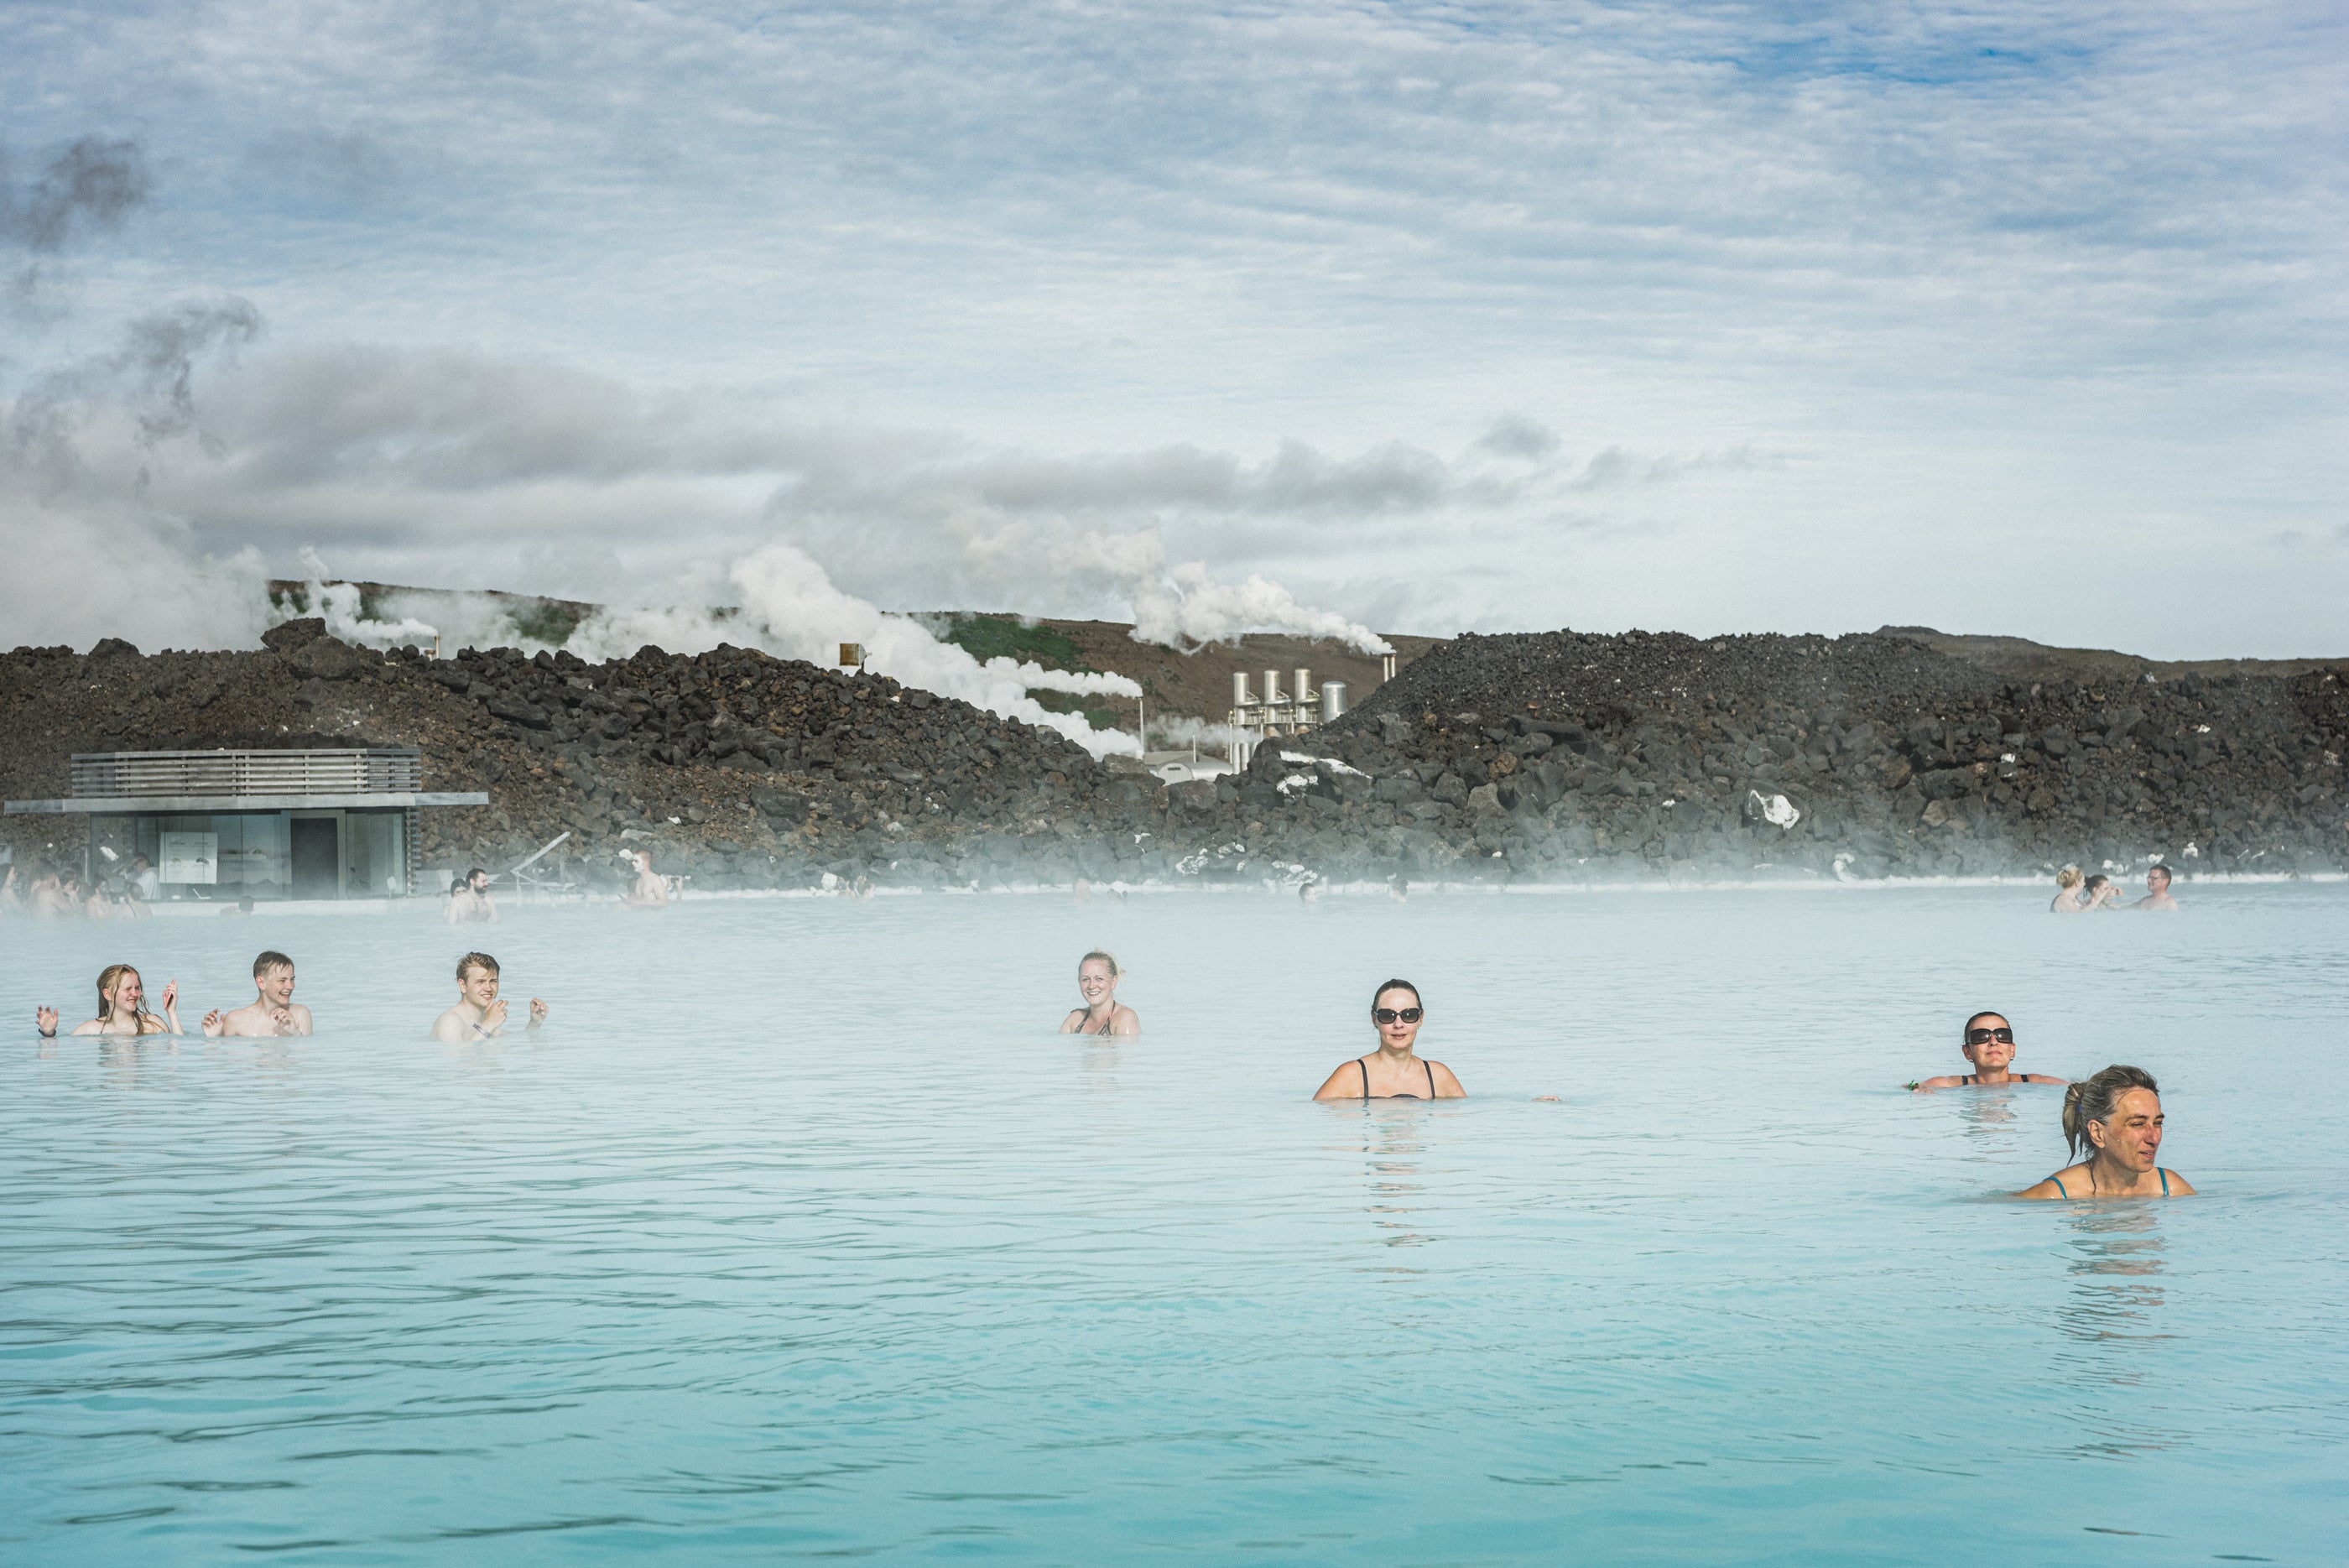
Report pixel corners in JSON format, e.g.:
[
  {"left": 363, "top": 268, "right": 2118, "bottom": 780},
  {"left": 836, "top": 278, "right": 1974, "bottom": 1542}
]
[
  {"left": 2083, "top": 873, "right": 2111, "bottom": 893},
  {"left": 2054, "top": 866, "right": 2083, "bottom": 890},
  {"left": 2063, "top": 1065, "right": 2162, "bottom": 1166},
  {"left": 94, "top": 963, "right": 142, "bottom": 1020},
  {"left": 1961, "top": 1010, "right": 2015, "bottom": 1071},
  {"left": 2147, "top": 864, "right": 2174, "bottom": 888},
  {"left": 465, "top": 867, "right": 490, "bottom": 892},
  {"left": 1371, "top": 979, "right": 1425, "bottom": 1050}
]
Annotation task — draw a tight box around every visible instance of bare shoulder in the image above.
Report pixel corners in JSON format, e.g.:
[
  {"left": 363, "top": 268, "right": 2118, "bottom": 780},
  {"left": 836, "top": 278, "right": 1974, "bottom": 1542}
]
[
  {"left": 2021, "top": 1072, "right": 2069, "bottom": 1085},
  {"left": 1112, "top": 1005, "right": 1141, "bottom": 1036},
  {"left": 1913, "top": 1075, "right": 1961, "bottom": 1091},
  {"left": 289, "top": 1004, "right": 315, "bottom": 1032},
  {"left": 2163, "top": 1169, "right": 2198, "bottom": 1196},
  {"left": 1311, "top": 1059, "right": 1363, "bottom": 1102},
  {"left": 1058, "top": 1009, "right": 1084, "bottom": 1034},
  {"left": 429, "top": 1008, "right": 466, "bottom": 1043},
  {"left": 1428, "top": 1060, "right": 1466, "bottom": 1098},
  {"left": 2018, "top": 1163, "right": 2086, "bottom": 1201},
  {"left": 69, "top": 1019, "right": 103, "bottom": 1036}
]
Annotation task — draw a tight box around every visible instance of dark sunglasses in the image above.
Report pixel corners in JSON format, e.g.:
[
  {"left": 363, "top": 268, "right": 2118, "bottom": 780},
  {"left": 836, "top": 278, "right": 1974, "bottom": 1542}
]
[
  {"left": 1966, "top": 1027, "right": 2015, "bottom": 1044},
  {"left": 1372, "top": 1007, "right": 1424, "bottom": 1025}
]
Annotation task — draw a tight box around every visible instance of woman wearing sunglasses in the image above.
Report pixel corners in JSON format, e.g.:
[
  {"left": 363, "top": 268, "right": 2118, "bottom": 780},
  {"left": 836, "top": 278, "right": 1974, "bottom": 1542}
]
[
  {"left": 1313, "top": 979, "right": 1465, "bottom": 1100},
  {"left": 1909, "top": 1011, "right": 2068, "bottom": 1091}
]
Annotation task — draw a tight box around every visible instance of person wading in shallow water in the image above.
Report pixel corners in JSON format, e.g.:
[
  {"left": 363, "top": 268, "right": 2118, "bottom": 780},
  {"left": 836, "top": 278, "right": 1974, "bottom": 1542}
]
[
  {"left": 2133, "top": 864, "right": 2182, "bottom": 910},
  {"left": 1060, "top": 951, "right": 1140, "bottom": 1036},
  {"left": 1313, "top": 979, "right": 1465, "bottom": 1101},
  {"left": 203, "top": 951, "right": 314, "bottom": 1037},
  {"left": 2018, "top": 1065, "right": 2195, "bottom": 1200},
  {"left": 430, "top": 952, "right": 548, "bottom": 1042},
  {"left": 36, "top": 964, "right": 181, "bottom": 1038},
  {"left": 1910, "top": 1012, "right": 2068, "bottom": 1091}
]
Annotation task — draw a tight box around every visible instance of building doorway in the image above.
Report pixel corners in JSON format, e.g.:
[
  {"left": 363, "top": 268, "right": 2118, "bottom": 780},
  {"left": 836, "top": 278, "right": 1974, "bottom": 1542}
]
[{"left": 290, "top": 815, "right": 341, "bottom": 899}]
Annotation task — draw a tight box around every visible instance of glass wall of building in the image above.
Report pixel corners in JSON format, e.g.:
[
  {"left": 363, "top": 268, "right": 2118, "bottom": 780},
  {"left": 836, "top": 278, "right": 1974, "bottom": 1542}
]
[{"left": 88, "top": 810, "right": 408, "bottom": 902}]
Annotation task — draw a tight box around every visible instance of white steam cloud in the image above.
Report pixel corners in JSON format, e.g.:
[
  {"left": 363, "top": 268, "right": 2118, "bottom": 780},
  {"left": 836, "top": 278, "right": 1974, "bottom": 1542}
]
[
  {"left": 293, "top": 542, "right": 1145, "bottom": 757},
  {"left": 1133, "top": 563, "right": 1392, "bottom": 655}
]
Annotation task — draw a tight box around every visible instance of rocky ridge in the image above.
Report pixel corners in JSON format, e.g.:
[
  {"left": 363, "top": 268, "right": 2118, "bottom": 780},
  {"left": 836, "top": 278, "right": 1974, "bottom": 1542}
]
[{"left": 2, "top": 621, "right": 2342, "bottom": 891}]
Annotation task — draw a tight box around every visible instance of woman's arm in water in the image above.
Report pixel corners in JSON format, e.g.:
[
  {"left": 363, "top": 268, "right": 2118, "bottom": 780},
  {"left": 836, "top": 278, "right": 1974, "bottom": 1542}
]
[
  {"left": 1428, "top": 1060, "right": 1466, "bottom": 1099},
  {"left": 1310, "top": 1060, "right": 1362, "bottom": 1101},
  {"left": 1911, "top": 1074, "right": 1962, "bottom": 1091},
  {"left": 1111, "top": 1005, "right": 1141, "bottom": 1037}
]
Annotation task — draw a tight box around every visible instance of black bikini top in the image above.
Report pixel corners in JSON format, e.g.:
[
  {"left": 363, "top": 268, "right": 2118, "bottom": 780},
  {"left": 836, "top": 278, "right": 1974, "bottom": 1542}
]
[{"left": 1357, "top": 1057, "right": 1435, "bottom": 1100}]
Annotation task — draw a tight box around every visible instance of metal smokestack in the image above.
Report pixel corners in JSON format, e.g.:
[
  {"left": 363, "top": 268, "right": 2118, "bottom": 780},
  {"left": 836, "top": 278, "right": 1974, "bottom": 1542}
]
[
  {"left": 1295, "top": 668, "right": 1312, "bottom": 709},
  {"left": 1379, "top": 652, "right": 1397, "bottom": 684},
  {"left": 1232, "top": 671, "right": 1253, "bottom": 707},
  {"left": 1321, "top": 680, "right": 1346, "bottom": 719}
]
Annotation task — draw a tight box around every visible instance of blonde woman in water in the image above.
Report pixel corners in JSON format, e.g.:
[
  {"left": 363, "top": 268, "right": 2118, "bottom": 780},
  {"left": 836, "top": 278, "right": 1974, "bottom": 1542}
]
[
  {"left": 34, "top": 964, "right": 182, "bottom": 1038},
  {"left": 2050, "top": 866, "right": 2087, "bottom": 912},
  {"left": 2018, "top": 1065, "right": 2195, "bottom": 1200},
  {"left": 1060, "top": 951, "right": 1140, "bottom": 1036}
]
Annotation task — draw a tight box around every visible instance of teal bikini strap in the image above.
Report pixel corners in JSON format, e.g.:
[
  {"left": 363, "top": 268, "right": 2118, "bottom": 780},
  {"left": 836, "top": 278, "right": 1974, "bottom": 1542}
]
[
  {"left": 2051, "top": 1175, "right": 2069, "bottom": 1198},
  {"left": 2159, "top": 1168, "right": 2169, "bottom": 1196}
]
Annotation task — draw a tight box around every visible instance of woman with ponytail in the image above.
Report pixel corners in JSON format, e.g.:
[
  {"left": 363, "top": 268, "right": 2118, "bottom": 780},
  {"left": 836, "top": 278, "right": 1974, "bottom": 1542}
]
[{"left": 2018, "top": 1065, "right": 2195, "bottom": 1199}]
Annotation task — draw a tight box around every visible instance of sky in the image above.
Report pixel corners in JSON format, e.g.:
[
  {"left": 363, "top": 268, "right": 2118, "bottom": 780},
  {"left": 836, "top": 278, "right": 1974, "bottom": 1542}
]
[{"left": 3, "top": 0, "right": 2345, "bottom": 659}]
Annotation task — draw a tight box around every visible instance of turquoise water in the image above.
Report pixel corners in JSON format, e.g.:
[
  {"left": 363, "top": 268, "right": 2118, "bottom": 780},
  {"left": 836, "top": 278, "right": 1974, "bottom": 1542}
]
[{"left": 3, "top": 885, "right": 2345, "bottom": 1565}]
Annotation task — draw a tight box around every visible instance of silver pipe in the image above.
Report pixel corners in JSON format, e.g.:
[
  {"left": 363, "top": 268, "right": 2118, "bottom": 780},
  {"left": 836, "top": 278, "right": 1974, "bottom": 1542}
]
[{"left": 1321, "top": 680, "right": 1346, "bottom": 719}]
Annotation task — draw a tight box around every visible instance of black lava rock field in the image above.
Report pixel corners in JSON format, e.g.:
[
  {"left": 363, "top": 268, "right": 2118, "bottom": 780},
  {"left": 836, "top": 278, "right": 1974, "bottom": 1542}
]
[{"left": 3, "top": 620, "right": 2342, "bottom": 892}]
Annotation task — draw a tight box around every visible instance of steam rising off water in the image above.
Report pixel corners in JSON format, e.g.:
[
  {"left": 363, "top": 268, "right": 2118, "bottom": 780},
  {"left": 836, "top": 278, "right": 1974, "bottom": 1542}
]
[{"left": 2, "top": 884, "right": 2344, "bottom": 1563}]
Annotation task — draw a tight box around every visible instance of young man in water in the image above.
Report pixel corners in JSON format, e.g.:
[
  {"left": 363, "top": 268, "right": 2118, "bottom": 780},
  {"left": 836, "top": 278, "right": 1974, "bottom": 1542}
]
[
  {"left": 2133, "top": 864, "right": 2181, "bottom": 910},
  {"left": 444, "top": 867, "right": 499, "bottom": 925},
  {"left": 1910, "top": 1012, "right": 2069, "bottom": 1091},
  {"left": 202, "top": 951, "right": 314, "bottom": 1037},
  {"left": 430, "top": 951, "right": 548, "bottom": 1041}
]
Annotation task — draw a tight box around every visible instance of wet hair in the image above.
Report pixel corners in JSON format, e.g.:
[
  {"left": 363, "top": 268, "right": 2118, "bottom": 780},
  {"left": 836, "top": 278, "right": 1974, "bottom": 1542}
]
[
  {"left": 2054, "top": 866, "right": 2082, "bottom": 890},
  {"left": 1371, "top": 978, "right": 1422, "bottom": 1015},
  {"left": 94, "top": 963, "right": 140, "bottom": 1023},
  {"left": 1961, "top": 1010, "right": 2009, "bottom": 1039},
  {"left": 253, "top": 950, "right": 294, "bottom": 978},
  {"left": 92, "top": 964, "right": 164, "bottom": 1031},
  {"left": 456, "top": 951, "right": 500, "bottom": 982},
  {"left": 465, "top": 867, "right": 488, "bottom": 885},
  {"left": 2083, "top": 873, "right": 2111, "bottom": 892},
  {"left": 2147, "top": 863, "right": 2173, "bottom": 884},
  {"left": 1078, "top": 950, "right": 1120, "bottom": 978},
  {"left": 2062, "top": 1065, "right": 2160, "bottom": 1164}
]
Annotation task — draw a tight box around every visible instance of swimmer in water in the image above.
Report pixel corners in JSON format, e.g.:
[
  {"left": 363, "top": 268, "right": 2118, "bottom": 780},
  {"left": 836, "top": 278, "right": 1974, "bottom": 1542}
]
[
  {"left": 36, "top": 964, "right": 181, "bottom": 1038},
  {"left": 444, "top": 867, "right": 499, "bottom": 925},
  {"left": 202, "top": 950, "right": 314, "bottom": 1037},
  {"left": 1313, "top": 980, "right": 1466, "bottom": 1100},
  {"left": 1910, "top": 1012, "right": 2068, "bottom": 1091},
  {"left": 2081, "top": 873, "right": 2121, "bottom": 910},
  {"left": 1059, "top": 950, "right": 1140, "bottom": 1036},
  {"left": 430, "top": 951, "right": 548, "bottom": 1041},
  {"left": 2018, "top": 1064, "right": 2195, "bottom": 1199},
  {"left": 2050, "top": 866, "right": 2086, "bottom": 913},
  {"left": 620, "top": 849, "right": 673, "bottom": 909},
  {"left": 2133, "top": 864, "right": 2181, "bottom": 910}
]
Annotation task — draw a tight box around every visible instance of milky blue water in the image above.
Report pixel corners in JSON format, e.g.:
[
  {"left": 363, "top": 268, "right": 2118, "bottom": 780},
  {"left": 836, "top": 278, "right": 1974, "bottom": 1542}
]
[{"left": 3, "top": 884, "right": 2345, "bottom": 1565}]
